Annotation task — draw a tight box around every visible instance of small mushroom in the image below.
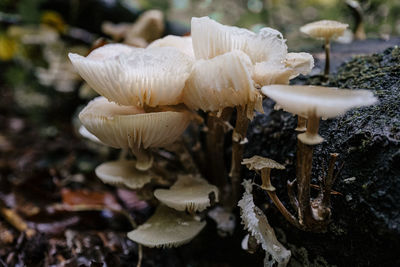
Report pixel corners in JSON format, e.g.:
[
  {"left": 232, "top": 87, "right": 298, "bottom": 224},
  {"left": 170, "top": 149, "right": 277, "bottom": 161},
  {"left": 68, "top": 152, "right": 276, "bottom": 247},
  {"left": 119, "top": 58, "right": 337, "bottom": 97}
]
[
  {"left": 242, "top": 156, "right": 285, "bottom": 191},
  {"left": 95, "top": 160, "right": 152, "bottom": 189},
  {"left": 154, "top": 174, "right": 219, "bottom": 213},
  {"left": 261, "top": 85, "right": 377, "bottom": 145},
  {"left": 148, "top": 35, "right": 195, "bottom": 59},
  {"left": 69, "top": 45, "right": 193, "bottom": 107},
  {"left": 79, "top": 96, "right": 191, "bottom": 170},
  {"left": 300, "top": 20, "right": 348, "bottom": 75},
  {"left": 127, "top": 205, "right": 206, "bottom": 248}
]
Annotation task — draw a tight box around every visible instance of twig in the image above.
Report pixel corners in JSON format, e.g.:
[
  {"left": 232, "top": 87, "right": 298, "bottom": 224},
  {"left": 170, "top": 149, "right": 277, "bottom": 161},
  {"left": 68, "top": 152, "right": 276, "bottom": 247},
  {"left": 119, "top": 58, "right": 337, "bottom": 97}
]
[{"left": 0, "top": 206, "right": 35, "bottom": 238}]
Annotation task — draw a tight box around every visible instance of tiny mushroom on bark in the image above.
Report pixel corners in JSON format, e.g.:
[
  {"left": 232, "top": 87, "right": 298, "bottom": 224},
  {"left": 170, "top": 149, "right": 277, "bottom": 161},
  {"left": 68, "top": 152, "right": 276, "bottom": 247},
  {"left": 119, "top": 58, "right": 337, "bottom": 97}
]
[
  {"left": 127, "top": 205, "right": 206, "bottom": 248},
  {"left": 242, "top": 156, "right": 285, "bottom": 191},
  {"left": 79, "top": 97, "right": 191, "bottom": 170},
  {"left": 154, "top": 174, "right": 219, "bottom": 213},
  {"left": 300, "top": 20, "right": 348, "bottom": 75},
  {"left": 261, "top": 85, "right": 377, "bottom": 145},
  {"left": 95, "top": 160, "right": 152, "bottom": 189}
]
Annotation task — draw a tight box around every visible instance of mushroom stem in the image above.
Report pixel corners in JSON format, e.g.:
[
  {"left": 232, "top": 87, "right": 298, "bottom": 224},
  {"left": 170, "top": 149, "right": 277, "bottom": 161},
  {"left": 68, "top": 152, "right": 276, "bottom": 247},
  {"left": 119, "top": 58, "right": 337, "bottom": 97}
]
[
  {"left": 307, "top": 112, "right": 320, "bottom": 137},
  {"left": 321, "top": 153, "right": 339, "bottom": 208},
  {"left": 296, "top": 139, "right": 315, "bottom": 225},
  {"left": 260, "top": 168, "right": 275, "bottom": 191},
  {"left": 324, "top": 37, "right": 330, "bottom": 76},
  {"left": 119, "top": 148, "right": 128, "bottom": 160},
  {"left": 263, "top": 185, "right": 302, "bottom": 229},
  {"left": 206, "top": 108, "right": 232, "bottom": 191},
  {"left": 298, "top": 111, "right": 323, "bottom": 145},
  {"left": 229, "top": 105, "right": 249, "bottom": 207},
  {"left": 136, "top": 244, "right": 143, "bottom": 267},
  {"left": 131, "top": 146, "right": 153, "bottom": 171},
  {"left": 295, "top": 116, "right": 307, "bottom": 132}
]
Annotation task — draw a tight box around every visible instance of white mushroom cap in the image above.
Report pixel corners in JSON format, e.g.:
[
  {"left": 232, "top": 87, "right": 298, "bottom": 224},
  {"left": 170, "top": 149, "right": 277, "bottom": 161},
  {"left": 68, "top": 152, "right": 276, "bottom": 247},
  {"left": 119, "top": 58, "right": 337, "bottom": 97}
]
[
  {"left": 127, "top": 205, "right": 206, "bottom": 248},
  {"left": 154, "top": 174, "right": 219, "bottom": 212},
  {"left": 69, "top": 45, "right": 193, "bottom": 107},
  {"left": 191, "top": 16, "right": 287, "bottom": 64},
  {"left": 79, "top": 96, "right": 191, "bottom": 149},
  {"left": 183, "top": 50, "right": 257, "bottom": 112},
  {"left": 253, "top": 62, "right": 295, "bottom": 87},
  {"left": 148, "top": 35, "right": 195, "bottom": 59},
  {"left": 285, "top": 52, "right": 314, "bottom": 76},
  {"left": 261, "top": 85, "right": 377, "bottom": 118},
  {"left": 300, "top": 20, "right": 349, "bottom": 40},
  {"left": 95, "top": 160, "right": 152, "bottom": 189}
]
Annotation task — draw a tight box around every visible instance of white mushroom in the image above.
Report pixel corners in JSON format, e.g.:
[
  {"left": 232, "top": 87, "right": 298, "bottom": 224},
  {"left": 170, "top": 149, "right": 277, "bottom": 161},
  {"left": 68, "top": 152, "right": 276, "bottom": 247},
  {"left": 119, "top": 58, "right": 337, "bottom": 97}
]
[
  {"left": 69, "top": 45, "right": 193, "bottom": 107},
  {"left": 127, "top": 205, "right": 206, "bottom": 248},
  {"left": 148, "top": 35, "right": 195, "bottom": 59},
  {"left": 261, "top": 85, "right": 377, "bottom": 145},
  {"left": 182, "top": 50, "right": 257, "bottom": 112},
  {"left": 284, "top": 52, "right": 314, "bottom": 77},
  {"left": 300, "top": 20, "right": 348, "bottom": 75},
  {"left": 191, "top": 16, "right": 287, "bottom": 65},
  {"left": 154, "top": 174, "right": 219, "bottom": 212},
  {"left": 95, "top": 160, "right": 152, "bottom": 189},
  {"left": 300, "top": 20, "right": 349, "bottom": 40},
  {"left": 79, "top": 97, "right": 191, "bottom": 170}
]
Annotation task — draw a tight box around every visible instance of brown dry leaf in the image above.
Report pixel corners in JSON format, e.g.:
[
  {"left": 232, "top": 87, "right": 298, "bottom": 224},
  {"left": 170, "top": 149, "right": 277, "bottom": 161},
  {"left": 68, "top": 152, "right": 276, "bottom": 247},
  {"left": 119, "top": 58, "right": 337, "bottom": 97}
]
[{"left": 61, "top": 188, "right": 121, "bottom": 210}]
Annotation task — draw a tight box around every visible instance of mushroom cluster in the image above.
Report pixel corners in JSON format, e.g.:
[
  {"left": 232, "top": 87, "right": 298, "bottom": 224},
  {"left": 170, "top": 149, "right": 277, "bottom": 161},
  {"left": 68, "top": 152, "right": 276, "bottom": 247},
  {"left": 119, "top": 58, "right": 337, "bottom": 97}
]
[{"left": 70, "top": 16, "right": 317, "bottom": 249}]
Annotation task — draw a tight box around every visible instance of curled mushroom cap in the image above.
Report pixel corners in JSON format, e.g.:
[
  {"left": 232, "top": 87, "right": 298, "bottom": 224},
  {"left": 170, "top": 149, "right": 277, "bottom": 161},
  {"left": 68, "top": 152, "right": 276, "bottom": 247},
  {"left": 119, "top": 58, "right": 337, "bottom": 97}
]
[
  {"left": 300, "top": 20, "right": 349, "bottom": 40},
  {"left": 79, "top": 97, "right": 191, "bottom": 170},
  {"left": 191, "top": 16, "right": 287, "bottom": 64},
  {"left": 127, "top": 205, "right": 206, "bottom": 248},
  {"left": 253, "top": 63, "right": 295, "bottom": 87},
  {"left": 242, "top": 156, "right": 285, "bottom": 171},
  {"left": 79, "top": 96, "right": 191, "bottom": 148},
  {"left": 69, "top": 45, "right": 193, "bottom": 107},
  {"left": 154, "top": 175, "right": 219, "bottom": 212},
  {"left": 261, "top": 85, "right": 377, "bottom": 118},
  {"left": 79, "top": 125, "right": 103, "bottom": 144},
  {"left": 148, "top": 35, "right": 195, "bottom": 59},
  {"left": 183, "top": 50, "right": 257, "bottom": 112},
  {"left": 95, "top": 160, "right": 152, "bottom": 189},
  {"left": 285, "top": 52, "right": 314, "bottom": 76}
]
